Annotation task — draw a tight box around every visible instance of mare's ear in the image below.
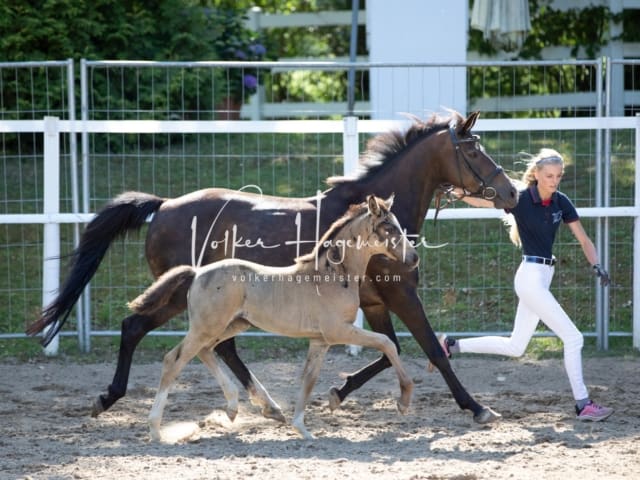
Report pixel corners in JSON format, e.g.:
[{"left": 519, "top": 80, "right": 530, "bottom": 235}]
[
  {"left": 461, "top": 111, "right": 480, "bottom": 133},
  {"left": 367, "top": 194, "right": 381, "bottom": 217},
  {"left": 384, "top": 193, "right": 395, "bottom": 210}
]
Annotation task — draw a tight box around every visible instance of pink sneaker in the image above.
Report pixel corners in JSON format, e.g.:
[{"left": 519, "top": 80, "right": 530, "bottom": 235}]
[{"left": 576, "top": 401, "right": 614, "bottom": 422}]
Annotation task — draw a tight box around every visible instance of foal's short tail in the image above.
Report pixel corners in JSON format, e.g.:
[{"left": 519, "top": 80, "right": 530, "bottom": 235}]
[
  {"left": 128, "top": 265, "right": 196, "bottom": 316},
  {"left": 26, "top": 191, "right": 166, "bottom": 346}
]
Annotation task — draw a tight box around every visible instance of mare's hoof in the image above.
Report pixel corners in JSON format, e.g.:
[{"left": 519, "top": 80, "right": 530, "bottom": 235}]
[
  {"left": 91, "top": 396, "right": 105, "bottom": 418},
  {"left": 262, "top": 405, "right": 286, "bottom": 424},
  {"left": 474, "top": 406, "right": 502, "bottom": 424},
  {"left": 328, "top": 387, "right": 342, "bottom": 411}
]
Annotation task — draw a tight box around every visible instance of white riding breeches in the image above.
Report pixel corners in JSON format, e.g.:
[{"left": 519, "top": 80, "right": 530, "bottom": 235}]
[{"left": 458, "top": 260, "right": 589, "bottom": 401}]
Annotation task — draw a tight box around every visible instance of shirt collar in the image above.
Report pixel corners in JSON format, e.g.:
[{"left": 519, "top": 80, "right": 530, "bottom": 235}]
[{"left": 528, "top": 185, "right": 557, "bottom": 205}]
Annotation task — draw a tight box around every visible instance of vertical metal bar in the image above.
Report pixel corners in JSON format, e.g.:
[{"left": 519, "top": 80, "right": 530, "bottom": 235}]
[
  {"left": 599, "top": 57, "right": 609, "bottom": 350},
  {"left": 601, "top": 58, "right": 611, "bottom": 350},
  {"left": 80, "top": 59, "right": 92, "bottom": 350},
  {"left": 67, "top": 59, "right": 87, "bottom": 352},
  {"left": 43, "top": 116, "right": 61, "bottom": 356},
  {"left": 634, "top": 113, "right": 640, "bottom": 350},
  {"left": 347, "top": 0, "right": 359, "bottom": 115}
]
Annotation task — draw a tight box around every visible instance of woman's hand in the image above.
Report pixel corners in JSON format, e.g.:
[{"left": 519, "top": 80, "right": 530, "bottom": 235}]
[{"left": 592, "top": 264, "right": 611, "bottom": 286}]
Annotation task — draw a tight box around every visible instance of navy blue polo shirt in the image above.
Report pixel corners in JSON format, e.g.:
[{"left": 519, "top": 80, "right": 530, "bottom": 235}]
[{"left": 505, "top": 186, "right": 579, "bottom": 259}]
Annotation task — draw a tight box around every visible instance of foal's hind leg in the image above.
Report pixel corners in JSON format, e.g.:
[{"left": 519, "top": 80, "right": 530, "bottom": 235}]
[
  {"left": 215, "top": 324, "right": 286, "bottom": 423},
  {"left": 291, "top": 339, "right": 330, "bottom": 440},
  {"left": 149, "top": 335, "right": 206, "bottom": 442},
  {"left": 197, "top": 348, "right": 239, "bottom": 422}
]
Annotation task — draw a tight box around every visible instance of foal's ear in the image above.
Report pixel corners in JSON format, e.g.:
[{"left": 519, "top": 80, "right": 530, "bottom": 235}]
[
  {"left": 384, "top": 193, "right": 395, "bottom": 210},
  {"left": 461, "top": 111, "right": 480, "bottom": 133},
  {"left": 367, "top": 194, "right": 381, "bottom": 217}
]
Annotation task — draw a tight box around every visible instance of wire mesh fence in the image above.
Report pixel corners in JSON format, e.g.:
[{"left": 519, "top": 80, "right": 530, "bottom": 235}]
[{"left": 0, "top": 59, "right": 637, "bottom": 351}]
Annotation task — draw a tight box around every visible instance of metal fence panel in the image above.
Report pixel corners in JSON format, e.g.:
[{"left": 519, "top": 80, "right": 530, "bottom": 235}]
[{"left": 0, "top": 59, "right": 637, "bottom": 352}]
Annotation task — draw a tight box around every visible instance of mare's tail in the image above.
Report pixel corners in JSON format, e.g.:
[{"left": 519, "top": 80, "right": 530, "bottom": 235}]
[
  {"left": 26, "top": 191, "right": 166, "bottom": 345},
  {"left": 127, "top": 266, "right": 196, "bottom": 315}
]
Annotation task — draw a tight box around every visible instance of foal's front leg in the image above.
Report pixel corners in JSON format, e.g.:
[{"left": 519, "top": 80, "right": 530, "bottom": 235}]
[
  {"left": 327, "top": 324, "right": 413, "bottom": 414},
  {"left": 291, "top": 339, "right": 330, "bottom": 440}
]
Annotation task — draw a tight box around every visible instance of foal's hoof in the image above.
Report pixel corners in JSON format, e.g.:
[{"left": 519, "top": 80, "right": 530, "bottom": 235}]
[
  {"left": 225, "top": 407, "right": 238, "bottom": 423},
  {"left": 262, "top": 405, "right": 286, "bottom": 424},
  {"left": 328, "top": 387, "right": 342, "bottom": 412},
  {"left": 474, "top": 406, "right": 502, "bottom": 424},
  {"left": 396, "top": 400, "right": 410, "bottom": 415},
  {"left": 91, "top": 396, "right": 105, "bottom": 418}
]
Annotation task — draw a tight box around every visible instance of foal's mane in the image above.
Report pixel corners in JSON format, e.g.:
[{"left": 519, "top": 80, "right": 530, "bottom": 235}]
[
  {"left": 296, "top": 198, "right": 390, "bottom": 266},
  {"left": 326, "top": 111, "right": 462, "bottom": 187}
]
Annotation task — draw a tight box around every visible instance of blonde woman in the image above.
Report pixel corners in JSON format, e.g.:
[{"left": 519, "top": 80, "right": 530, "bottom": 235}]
[{"left": 441, "top": 148, "right": 613, "bottom": 422}]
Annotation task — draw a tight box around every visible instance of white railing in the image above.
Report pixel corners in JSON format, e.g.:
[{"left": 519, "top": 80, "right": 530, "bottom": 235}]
[{"left": 1, "top": 116, "right": 639, "bottom": 353}]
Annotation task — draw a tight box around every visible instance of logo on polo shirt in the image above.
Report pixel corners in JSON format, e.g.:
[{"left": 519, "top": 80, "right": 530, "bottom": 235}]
[{"left": 552, "top": 211, "right": 563, "bottom": 224}]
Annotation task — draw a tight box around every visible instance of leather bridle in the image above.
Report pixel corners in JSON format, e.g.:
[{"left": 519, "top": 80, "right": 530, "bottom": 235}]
[
  {"left": 433, "top": 124, "right": 505, "bottom": 222},
  {"left": 447, "top": 123, "right": 503, "bottom": 201}
]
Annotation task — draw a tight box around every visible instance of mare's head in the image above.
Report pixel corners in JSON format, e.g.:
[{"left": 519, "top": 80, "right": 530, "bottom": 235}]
[
  {"left": 438, "top": 111, "right": 517, "bottom": 208},
  {"left": 306, "top": 195, "right": 419, "bottom": 270}
]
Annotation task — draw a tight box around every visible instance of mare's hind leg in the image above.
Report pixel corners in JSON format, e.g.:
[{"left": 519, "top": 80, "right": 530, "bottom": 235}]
[
  {"left": 93, "top": 310, "right": 179, "bottom": 417},
  {"left": 93, "top": 279, "right": 191, "bottom": 417},
  {"left": 197, "top": 348, "right": 239, "bottom": 422},
  {"left": 149, "top": 334, "right": 206, "bottom": 442},
  {"left": 291, "top": 339, "right": 330, "bottom": 440}
]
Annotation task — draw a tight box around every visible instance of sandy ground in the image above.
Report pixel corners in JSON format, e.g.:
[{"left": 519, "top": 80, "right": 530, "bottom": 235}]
[{"left": 1, "top": 350, "right": 638, "bottom": 480}]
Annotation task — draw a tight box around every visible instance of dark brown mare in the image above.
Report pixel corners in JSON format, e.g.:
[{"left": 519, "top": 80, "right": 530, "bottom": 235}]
[{"left": 28, "top": 110, "right": 517, "bottom": 424}]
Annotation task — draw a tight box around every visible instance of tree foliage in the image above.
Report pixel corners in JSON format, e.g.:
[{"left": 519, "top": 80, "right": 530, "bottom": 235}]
[{"left": 1, "top": 0, "right": 636, "bottom": 120}]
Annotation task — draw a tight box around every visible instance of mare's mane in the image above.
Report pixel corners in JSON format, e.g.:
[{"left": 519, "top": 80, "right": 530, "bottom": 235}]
[
  {"left": 295, "top": 198, "right": 390, "bottom": 266},
  {"left": 326, "top": 111, "right": 463, "bottom": 187}
]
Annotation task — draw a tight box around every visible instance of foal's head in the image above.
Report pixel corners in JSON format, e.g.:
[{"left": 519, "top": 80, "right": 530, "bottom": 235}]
[{"left": 317, "top": 195, "right": 420, "bottom": 269}]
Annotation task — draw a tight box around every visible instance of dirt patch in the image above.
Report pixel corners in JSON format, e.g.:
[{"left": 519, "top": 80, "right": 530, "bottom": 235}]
[{"left": 2, "top": 351, "right": 638, "bottom": 479}]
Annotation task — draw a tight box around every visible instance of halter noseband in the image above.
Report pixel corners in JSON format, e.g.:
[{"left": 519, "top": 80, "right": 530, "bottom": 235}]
[{"left": 447, "top": 123, "right": 503, "bottom": 201}]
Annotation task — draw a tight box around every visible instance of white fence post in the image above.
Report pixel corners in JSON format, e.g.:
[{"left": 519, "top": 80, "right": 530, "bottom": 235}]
[
  {"left": 42, "top": 116, "right": 61, "bottom": 356},
  {"left": 343, "top": 116, "right": 363, "bottom": 356}
]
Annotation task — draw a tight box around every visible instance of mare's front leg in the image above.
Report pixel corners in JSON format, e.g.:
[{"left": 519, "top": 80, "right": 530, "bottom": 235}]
[
  {"left": 291, "top": 339, "right": 330, "bottom": 440},
  {"left": 331, "top": 269, "right": 500, "bottom": 424},
  {"left": 384, "top": 282, "right": 499, "bottom": 423}
]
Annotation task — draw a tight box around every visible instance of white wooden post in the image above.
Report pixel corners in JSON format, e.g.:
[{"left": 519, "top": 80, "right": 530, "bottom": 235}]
[
  {"left": 343, "top": 116, "right": 363, "bottom": 355},
  {"left": 42, "top": 116, "right": 61, "bottom": 356}
]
